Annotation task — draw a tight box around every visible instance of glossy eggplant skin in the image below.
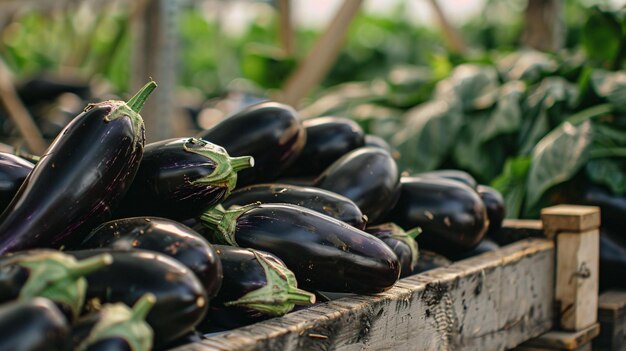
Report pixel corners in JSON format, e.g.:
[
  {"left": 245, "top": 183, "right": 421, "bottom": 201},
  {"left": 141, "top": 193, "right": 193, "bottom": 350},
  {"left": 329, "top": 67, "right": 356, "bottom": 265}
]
[
  {"left": 67, "top": 250, "right": 207, "bottom": 348},
  {"left": 477, "top": 185, "right": 506, "bottom": 237},
  {"left": 314, "top": 147, "right": 400, "bottom": 223},
  {"left": 203, "top": 204, "right": 400, "bottom": 293},
  {"left": 78, "top": 217, "right": 223, "bottom": 298},
  {"left": 0, "top": 94, "right": 147, "bottom": 253},
  {"left": 365, "top": 223, "right": 419, "bottom": 278},
  {"left": 205, "top": 246, "right": 285, "bottom": 329},
  {"left": 448, "top": 238, "right": 499, "bottom": 261},
  {"left": 388, "top": 177, "right": 489, "bottom": 256},
  {"left": 116, "top": 138, "right": 252, "bottom": 220},
  {"left": 413, "top": 170, "right": 478, "bottom": 189},
  {"left": 364, "top": 134, "right": 393, "bottom": 153},
  {"left": 0, "top": 152, "right": 34, "bottom": 211},
  {"left": 198, "top": 102, "right": 306, "bottom": 187},
  {"left": 282, "top": 117, "right": 364, "bottom": 178},
  {"left": 0, "top": 297, "right": 71, "bottom": 351},
  {"left": 72, "top": 313, "right": 132, "bottom": 351},
  {"left": 222, "top": 183, "right": 367, "bottom": 229}
]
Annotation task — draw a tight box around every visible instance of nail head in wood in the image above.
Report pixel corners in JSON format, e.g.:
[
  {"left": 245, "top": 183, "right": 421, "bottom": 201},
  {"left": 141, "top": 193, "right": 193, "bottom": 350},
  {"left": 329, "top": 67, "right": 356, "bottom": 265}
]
[{"left": 541, "top": 205, "right": 600, "bottom": 238}]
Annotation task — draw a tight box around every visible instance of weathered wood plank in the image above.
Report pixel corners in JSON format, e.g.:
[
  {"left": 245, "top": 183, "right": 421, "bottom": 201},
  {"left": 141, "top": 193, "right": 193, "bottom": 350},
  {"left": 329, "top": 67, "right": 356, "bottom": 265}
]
[
  {"left": 595, "top": 290, "right": 626, "bottom": 351},
  {"left": 174, "top": 239, "right": 555, "bottom": 351},
  {"left": 519, "top": 323, "right": 600, "bottom": 350},
  {"left": 541, "top": 205, "right": 600, "bottom": 238},
  {"left": 555, "top": 230, "right": 599, "bottom": 331}
]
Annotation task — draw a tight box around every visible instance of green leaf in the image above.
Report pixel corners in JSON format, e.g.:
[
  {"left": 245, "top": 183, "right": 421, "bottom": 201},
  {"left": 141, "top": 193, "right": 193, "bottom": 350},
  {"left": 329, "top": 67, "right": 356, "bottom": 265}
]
[
  {"left": 526, "top": 121, "right": 594, "bottom": 210},
  {"left": 581, "top": 7, "right": 622, "bottom": 65},
  {"left": 586, "top": 159, "right": 626, "bottom": 195},
  {"left": 452, "top": 111, "right": 506, "bottom": 182},
  {"left": 590, "top": 69, "right": 626, "bottom": 113},
  {"left": 481, "top": 80, "right": 526, "bottom": 142},
  {"left": 392, "top": 99, "right": 463, "bottom": 173},
  {"left": 497, "top": 50, "right": 558, "bottom": 83},
  {"left": 433, "top": 64, "right": 500, "bottom": 112},
  {"left": 491, "top": 157, "right": 531, "bottom": 219}
]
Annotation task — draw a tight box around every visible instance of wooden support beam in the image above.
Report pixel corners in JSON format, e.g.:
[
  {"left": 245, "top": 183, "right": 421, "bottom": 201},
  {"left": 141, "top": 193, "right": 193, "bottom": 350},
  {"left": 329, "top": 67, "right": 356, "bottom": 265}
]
[
  {"left": 542, "top": 205, "right": 600, "bottom": 332},
  {"left": 595, "top": 290, "right": 626, "bottom": 351},
  {"left": 516, "top": 323, "right": 599, "bottom": 350},
  {"left": 277, "top": 0, "right": 294, "bottom": 56},
  {"left": 278, "top": 0, "right": 362, "bottom": 107},
  {"left": 0, "top": 58, "right": 47, "bottom": 155}
]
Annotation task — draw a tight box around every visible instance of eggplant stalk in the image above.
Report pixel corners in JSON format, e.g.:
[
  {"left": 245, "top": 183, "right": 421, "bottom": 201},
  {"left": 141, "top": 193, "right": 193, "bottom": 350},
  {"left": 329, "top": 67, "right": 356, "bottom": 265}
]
[{"left": 200, "top": 202, "right": 261, "bottom": 246}]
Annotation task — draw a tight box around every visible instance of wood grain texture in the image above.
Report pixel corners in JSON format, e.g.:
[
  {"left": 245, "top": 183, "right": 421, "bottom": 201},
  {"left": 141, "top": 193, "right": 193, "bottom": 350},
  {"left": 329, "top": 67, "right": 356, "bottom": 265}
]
[
  {"left": 555, "top": 230, "right": 599, "bottom": 331},
  {"left": 595, "top": 290, "right": 626, "bottom": 351},
  {"left": 519, "top": 323, "right": 600, "bottom": 350},
  {"left": 541, "top": 205, "right": 600, "bottom": 238},
  {"left": 173, "top": 239, "right": 555, "bottom": 351}
]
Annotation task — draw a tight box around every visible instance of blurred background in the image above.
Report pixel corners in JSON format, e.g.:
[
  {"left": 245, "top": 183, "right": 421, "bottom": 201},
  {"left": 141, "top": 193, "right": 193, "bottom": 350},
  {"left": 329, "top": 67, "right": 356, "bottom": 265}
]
[{"left": 0, "top": 0, "right": 625, "bottom": 219}]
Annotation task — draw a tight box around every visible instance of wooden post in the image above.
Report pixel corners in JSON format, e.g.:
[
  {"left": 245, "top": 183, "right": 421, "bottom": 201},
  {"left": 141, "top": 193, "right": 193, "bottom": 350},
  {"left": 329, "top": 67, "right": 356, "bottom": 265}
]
[
  {"left": 278, "top": 0, "right": 362, "bottom": 107},
  {"left": 0, "top": 58, "right": 47, "bottom": 155},
  {"left": 522, "top": 0, "right": 565, "bottom": 52},
  {"left": 277, "top": 0, "right": 294, "bottom": 56},
  {"left": 541, "top": 205, "right": 601, "bottom": 331},
  {"left": 594, "top": 290, "right": 626, "bottom": 351}
]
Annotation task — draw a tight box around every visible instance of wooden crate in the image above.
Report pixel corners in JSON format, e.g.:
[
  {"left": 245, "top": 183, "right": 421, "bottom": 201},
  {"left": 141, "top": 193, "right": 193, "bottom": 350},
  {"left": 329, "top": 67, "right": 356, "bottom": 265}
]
[{"left": 172, "top": 206, "right": 600, "bottom": 351}]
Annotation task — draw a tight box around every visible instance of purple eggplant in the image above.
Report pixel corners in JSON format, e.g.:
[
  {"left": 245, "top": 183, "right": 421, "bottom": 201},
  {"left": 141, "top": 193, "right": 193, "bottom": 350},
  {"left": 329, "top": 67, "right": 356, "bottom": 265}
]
[
  {"left": 67, "top": 249, "right": 207, "bottom": 348},
  {"left": 71, "top": 294, "right": 155, "bottom": 351},
  {"left": 413, "top": 169, "right": 478, "bottom": 189},
  {"left": 314, "top": 147, "right": 400, "bottom": 223},
  {"left": 448, "top": 238, "right": 500, "bottom": 261},
  {"left": 198, "top": 102, "right": 306, "bottom": 186},
  {"left": 0, "top": 152, "right": 33, "bottom": 211},
  {"left": 281, "top": 117, "right": 364, "bottom": 178},
  {"left": 0, "top": 297, "right": 71, "bottom": 351},
  {"left": 388, "top": 177, "right": 488, "bottom": 256},
  {"left": 0, "top": 82, "right": 155, "bottom": 253},
  {"left": 116, "top": 138, "right": 253, "bottom": 220},
  {"left": 221, "top": 183, "right": 367, "bottom": 229},
  {"left": 78, "top": 217, "right": 222, "bottom": 298},
  {"left": 200, "top": 203, "right": 400, "bottom": 294},
  {"left": 0, "top": 250, "right": 112, "bottom": 320},
  {"left": 365, "top": 223, "right": 420, "bottom": 278},
  {"left": 477, "top": 185, "right": 506, "bottom": 237},
  {"left": 203, "top": 245, "right": 315, "bottom": 329}
]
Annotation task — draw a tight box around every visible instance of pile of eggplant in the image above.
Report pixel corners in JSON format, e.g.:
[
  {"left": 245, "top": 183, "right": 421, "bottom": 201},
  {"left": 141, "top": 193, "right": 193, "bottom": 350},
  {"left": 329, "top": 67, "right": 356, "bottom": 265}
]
[{"left": 0, "top": 82, "right": 507, "bottom": 350}]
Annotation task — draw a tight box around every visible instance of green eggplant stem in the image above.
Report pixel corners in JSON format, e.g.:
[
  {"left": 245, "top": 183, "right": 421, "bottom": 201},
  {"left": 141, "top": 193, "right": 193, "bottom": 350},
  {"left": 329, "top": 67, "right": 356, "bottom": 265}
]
[
  {"left": 200, "top": 202, "right": 261, "bottom": 246},
  {"left": 406, "top": 227, "right": 422, "bottom": 239},
  {"left": 127, "top": 81, "right": 157, "bottom": 113},
  {"left": 230, "top": 156, "right": 255, "bottom": 172},
  {"left": 287, "top": 286, "right": 317, "bottom": 305},
  {"left": 132, "top": 293, "right": 157, "bottom": 321},
  {"left": 68, "top": 254, "right": 113, "bottom": 278}
]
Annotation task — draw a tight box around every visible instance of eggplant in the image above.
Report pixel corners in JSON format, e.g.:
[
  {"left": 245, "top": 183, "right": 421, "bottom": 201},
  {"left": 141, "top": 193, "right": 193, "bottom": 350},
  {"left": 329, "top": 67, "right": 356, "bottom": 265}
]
[
  {"left": 412, "top": 250, "right": 452, "bottom": 274},
  {"left": 198, "top": 102, "right": 306, "bottom": 186},
  {"left": 477, "top": 185, "right": 506, "bottom": 237},
  {"left": 314, "top": 147, "right": 400, "bottom": 223},
  {"left": 364, "top": 134, "right": 393, "bottom": 153},
  {"left": 78, "top": 217, "right": 223, "bottom": 298},
  {"left": 388, "top": 177, "right": 489, "bottom": 256},
  {"left": 365, "top": 223, "right": 420, "bottom": 278},
  {"left": 221, "top": 183, "right": 368, "bottom": 229},
  {"left": 0, "top": 82, "right": 155, "bottom": 253},
  {"left": 413, "top": 169, "right": 478, "bottom": 189},
  {"left": 0, "top": 152, "right": 33, "bottom": 211},
  {"left": 0, "top": 297, "right": 71, "bottom": 351},
  {"left": 72, "top": 294, "right": 155, "bottom": 351},
  {"left": 0, "top": 250, "right": 112, "bottom": 320},
  {"left": 599, "top": 227, "right": 626, "bottom": 291},
  {"left": 578, "top": 184, "right": 626, "bottom": 235},
  {"left": 17, "top": 75, "right": 90, "bottom": 105},
  {"left": 200, "top": 203, "right": 400, "bottom": 293},
  {"left": 116, "top": 138, "right": 253, "bottom": 219},
  {"left": 204, "top": 245, "right": 315, "bottom": 329},
  {"left": 67, "top": 249, "right": 207, "bottom": 348},
  {"left": 281, "top": 117, "right": 364, "bottom": 178}
]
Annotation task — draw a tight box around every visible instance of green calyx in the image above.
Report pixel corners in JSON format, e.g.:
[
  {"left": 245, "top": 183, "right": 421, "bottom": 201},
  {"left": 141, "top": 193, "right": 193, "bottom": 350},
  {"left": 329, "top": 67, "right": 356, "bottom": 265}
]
[
  {"left": 19, "top": 252, "right": 113, "bottom": 320},
  {"left": 77, "top": 293, "right": 156, "bottom": 351},
  {"left": 96, "top": 81, "right": 156, "bottom": 153},
  {"left": 372, "top": 223, "right": 421, "bottom": 270},
  {"left": 224, "top": 250, "right": 315, "bottom": 315},
  {"left": 183, "top": 138, "right": 254, "bottom": 196},
  {"left": 200, "top": 202, "right": 261, "bottom": 246}
]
